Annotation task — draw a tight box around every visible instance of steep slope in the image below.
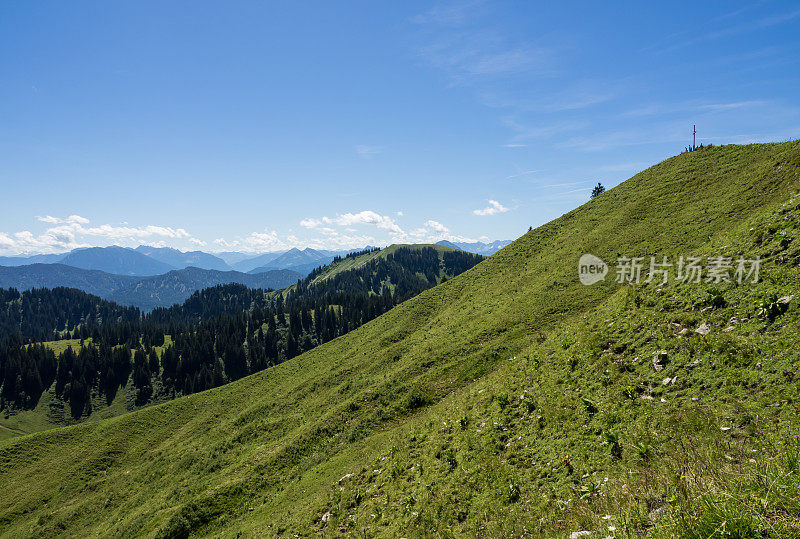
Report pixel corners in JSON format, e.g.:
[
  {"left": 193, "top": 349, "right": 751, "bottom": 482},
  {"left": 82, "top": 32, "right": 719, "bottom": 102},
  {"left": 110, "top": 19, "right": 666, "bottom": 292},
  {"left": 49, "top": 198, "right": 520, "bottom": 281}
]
[
  {"left": 134, "top": 246, "right": 232, "bottom": 271},
  {"left": 60, "top": 246, "right": 176, "bottom": 276},
  {"left": 1, "top": 143, "right": 799, "bottom": 536}
]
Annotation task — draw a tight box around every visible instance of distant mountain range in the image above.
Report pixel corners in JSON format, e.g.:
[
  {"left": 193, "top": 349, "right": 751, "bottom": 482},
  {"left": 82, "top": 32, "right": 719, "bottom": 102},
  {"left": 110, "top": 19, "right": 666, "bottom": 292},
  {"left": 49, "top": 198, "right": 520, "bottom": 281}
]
[
  {"left": 435, "top": 240, "right": 512, "bottom": 256},
  {"left": 0, "top": 264, "right": 301, "bottom": 310},
  {"left": 0, "top": 242, "right": 508, "bottom": 306},
  {"left": 246, "top": 247, "right": 341, "bottom": 275},
  {"left": 59, "top": 246, "right": 176, "bottom": 276},
  {"left": 134, "top": 245, "right": 231, "bottom": 271},
  {"left": 0, "top": 245, "right": 380, "bottom": 276}
]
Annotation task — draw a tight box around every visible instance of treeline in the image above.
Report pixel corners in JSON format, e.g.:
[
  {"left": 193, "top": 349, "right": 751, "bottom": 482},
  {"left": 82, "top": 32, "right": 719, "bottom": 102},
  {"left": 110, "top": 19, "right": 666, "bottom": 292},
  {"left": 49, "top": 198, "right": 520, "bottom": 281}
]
[
  {"left": 0, "top": 287, "right": 140, "bottom": 342},
  {"left": 0, "top": 247, "right": 484, "bottom": 416}
]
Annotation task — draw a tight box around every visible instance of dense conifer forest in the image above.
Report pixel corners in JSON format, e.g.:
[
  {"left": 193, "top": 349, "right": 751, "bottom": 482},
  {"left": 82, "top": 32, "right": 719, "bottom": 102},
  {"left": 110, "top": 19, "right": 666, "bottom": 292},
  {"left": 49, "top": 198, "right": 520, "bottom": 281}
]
[{"left": 0, "top": 247, "right": 483, "bottom": 417}]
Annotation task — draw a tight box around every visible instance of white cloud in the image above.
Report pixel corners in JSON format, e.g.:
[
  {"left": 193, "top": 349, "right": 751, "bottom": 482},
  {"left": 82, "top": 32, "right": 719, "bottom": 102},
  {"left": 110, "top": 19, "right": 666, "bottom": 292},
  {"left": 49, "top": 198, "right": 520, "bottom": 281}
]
[
  {"left": 425, "top": 219, "right": 450, "bottom": 233},
  {"left": 355, "top": 145, "right": 382, "bottom": 158},
  {"left": 67, "top": 215, "right": 90, "bottom": 225},
  {"left": 402, "top": 219, "right": 475, "bottom": 244},
  {"left": 36, "top": 215, "right": 61, "bottom": 224},
  {"left": 310, "top": 210, "right": 405, "bottom": 235},
  {"left": 0, "top": 215, "right": 203, "bottom": 255},
  {"left": 473, "top": 199, "right": 509, "bottom": 216},
  {"left": 214, "top": 238, "right": 240, "bottom": 249},
  {"left": 188, "top": 238, "right": 207, "bottom": 247},
  {"left": 296, "top": 210, "right": 475, "bottom": 247},
  {"left": 300, "top": 218, "right": 321, "bottom": 228},
  {"left": 242, "top": 230, "right": 290, "bottom": 252}
]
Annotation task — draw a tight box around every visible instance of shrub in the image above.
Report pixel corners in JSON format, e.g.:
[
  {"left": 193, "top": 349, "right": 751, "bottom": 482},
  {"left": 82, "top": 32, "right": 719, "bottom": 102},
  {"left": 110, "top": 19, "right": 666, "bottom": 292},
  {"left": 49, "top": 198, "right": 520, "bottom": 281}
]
[
  {"left": 582, "top": 397, "right": 599, "bottom": 415},
  {"left": 705, "top": 288, "right": 726, "bottom": 308},
  {"left": 406, "top": 386, "right": 429, "bottom": 410},
  {"left": 496, "top": 393, "right": 510, "bottom": 409},
  {"left": 443, "top": 448, "right": 457, "bottom": 471},
  {"left": 634, "top": 441, "right": 652, "bottom": 461},
  {"left": 757, "top": 293, "right": 790, "bottom": 321},
  {"left": 603, "top": 431, "right": 622, "bottom": 459}
]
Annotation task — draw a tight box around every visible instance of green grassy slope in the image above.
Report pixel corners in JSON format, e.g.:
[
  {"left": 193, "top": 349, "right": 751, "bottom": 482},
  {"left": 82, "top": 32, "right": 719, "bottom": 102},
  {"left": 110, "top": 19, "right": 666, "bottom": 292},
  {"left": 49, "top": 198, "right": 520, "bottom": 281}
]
[
  {"left": 0, "top": 338, "right": 175, "bottom": 440},
  {"left": 1, "top": 142, "right": 800, "bottom": 537},
  {"left": 306, "top": 243, "right": 457, "bottom": 285}
]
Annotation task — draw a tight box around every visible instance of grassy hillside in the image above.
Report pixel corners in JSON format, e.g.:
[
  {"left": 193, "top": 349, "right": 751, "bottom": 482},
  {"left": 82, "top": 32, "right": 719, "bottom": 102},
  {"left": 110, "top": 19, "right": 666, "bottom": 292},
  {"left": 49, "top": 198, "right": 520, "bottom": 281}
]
[
  {"left": 1, "top": 142, "right": 799, "bottom": 537},
  {"left": 306, "top": 243, "right": 458, "bottom": 285},
  {"left": 0, "top": 337, "right": 175, "bottom": 442}
]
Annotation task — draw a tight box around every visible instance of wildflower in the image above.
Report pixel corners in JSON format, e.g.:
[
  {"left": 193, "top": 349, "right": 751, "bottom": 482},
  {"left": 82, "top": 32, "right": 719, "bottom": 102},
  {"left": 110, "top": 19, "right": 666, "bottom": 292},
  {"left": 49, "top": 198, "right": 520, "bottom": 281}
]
[
  {"left": 608, "top": 525, "right": 617, "bottom": 531},
  {"left": 602, "top": 515, "right": 613, "bottom": 520}
]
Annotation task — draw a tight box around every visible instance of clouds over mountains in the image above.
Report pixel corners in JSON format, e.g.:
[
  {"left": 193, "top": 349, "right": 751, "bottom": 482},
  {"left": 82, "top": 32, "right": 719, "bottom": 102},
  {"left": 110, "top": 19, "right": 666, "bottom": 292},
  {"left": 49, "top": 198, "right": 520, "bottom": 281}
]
[
  {"left": 2, "top": 202, "right": 512, "bottom": 256},
  {"left": 0, "top": 215, "right": 204, "bottom": 255}
]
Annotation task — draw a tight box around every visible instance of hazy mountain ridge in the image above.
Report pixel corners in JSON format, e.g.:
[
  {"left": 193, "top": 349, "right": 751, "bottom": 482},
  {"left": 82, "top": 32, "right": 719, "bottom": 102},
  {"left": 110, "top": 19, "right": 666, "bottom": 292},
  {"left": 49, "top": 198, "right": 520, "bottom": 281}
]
[
  {"left": 0, "top": 264, "right": 301, "bottom": 310},
  {"left": 59, "top": 246, "right": 176, "bottom": 276},
  {"left": 436, "top": 239, "right": 512, "bottom": 255},
  {"left": 134, "top": 246, "right": 232, "bottom": 271},
  {"left": 1, "top": 245, "right": 392, "bottom": 276}
]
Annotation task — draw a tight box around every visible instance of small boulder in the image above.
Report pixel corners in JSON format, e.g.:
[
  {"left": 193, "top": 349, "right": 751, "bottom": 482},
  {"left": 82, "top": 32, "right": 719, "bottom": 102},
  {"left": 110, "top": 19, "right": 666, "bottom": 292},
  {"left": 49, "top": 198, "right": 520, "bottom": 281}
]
[
  {"left": 685, "top": 359, "right": 701, "bottom": 370},
  {"left": 652, "top": 350, "right": 668, "bottom": 371},
  {"left": 695, "top": 322, "right": 711, "bottom": 335}
]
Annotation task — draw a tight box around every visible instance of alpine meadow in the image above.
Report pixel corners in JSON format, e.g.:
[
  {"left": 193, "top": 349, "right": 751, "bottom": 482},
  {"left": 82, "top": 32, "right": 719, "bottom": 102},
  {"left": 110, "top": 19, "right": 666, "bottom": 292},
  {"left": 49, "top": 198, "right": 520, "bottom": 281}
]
[{"left": 2, "top": 2, "right": 800, "bottom": 537}]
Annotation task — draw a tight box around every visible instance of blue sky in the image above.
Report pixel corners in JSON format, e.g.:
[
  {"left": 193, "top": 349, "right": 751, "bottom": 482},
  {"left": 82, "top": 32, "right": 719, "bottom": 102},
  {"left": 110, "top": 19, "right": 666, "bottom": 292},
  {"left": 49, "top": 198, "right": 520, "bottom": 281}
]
[{"left": 1, "top": 1, "right": 799, "bottom": 254}]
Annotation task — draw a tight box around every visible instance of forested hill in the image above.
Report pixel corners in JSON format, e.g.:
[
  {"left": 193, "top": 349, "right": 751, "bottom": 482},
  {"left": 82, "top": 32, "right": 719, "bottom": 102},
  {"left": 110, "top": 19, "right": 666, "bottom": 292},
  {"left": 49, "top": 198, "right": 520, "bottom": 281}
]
[
  {"left": 0, "top": 287, "right": 140, "bottom": 343},
  {"left": 0, "top": 245, "right": 484, "bottom": 433}
]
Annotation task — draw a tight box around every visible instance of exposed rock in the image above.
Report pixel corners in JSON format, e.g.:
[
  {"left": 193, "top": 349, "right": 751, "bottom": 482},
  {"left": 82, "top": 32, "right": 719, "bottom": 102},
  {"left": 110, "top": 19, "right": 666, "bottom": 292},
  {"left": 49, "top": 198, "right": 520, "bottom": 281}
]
[
  {"left": 652, "top": 350, "right": 668, "bottom": 371},
  {"left": 338, "top": 473, "right": 354, "bottom": 484},
  {"left": 722, "top": 326, "right": 736, "bottom": 332},
  {"left": 570, "top": 532, "right": 592, "bottom": 539},
  {"left": 754, "top": 362, "right": 763, "bottom": 370},
  {"left": 686, "top": 359, "right": 701, "bottom": 369},
  {"left": 662, "top": 376, "right": 677, "bottom": 386},
  {"left": 648, "top": 506, "right": 667, "bottom": 520},
  {"left": 695, "top": 322, "right": 711, "bottom": 335},
  {"left": 652, "top": 360, "right": 663, "bottom": 371},
  {"left": 777, "top": 294, "right": 794, "bottom": 304},
  {"left": 321, "top": 512, "right": 332, "bottom": 523}
]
